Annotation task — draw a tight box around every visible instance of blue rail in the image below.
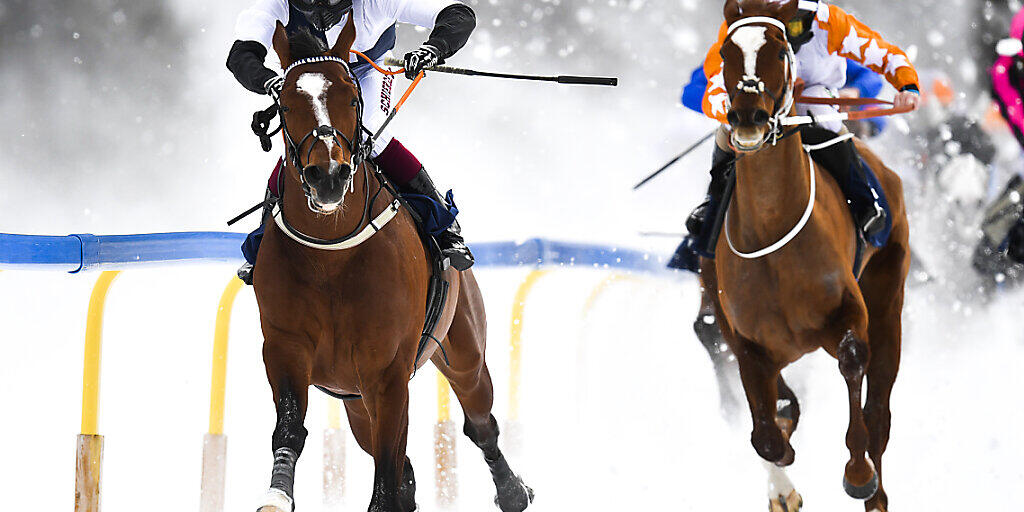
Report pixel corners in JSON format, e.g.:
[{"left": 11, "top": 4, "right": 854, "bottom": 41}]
[{"left": 0, "top": 233, "right": 670, "bottom": 274}]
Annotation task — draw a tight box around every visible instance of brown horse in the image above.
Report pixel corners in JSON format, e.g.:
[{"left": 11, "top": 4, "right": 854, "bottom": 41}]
[
  {"left": 700, "top": 2, "right": 910, "bottom": 511},
  {"left": 251, "top": 20, "right": 533, "bottom": 512}
]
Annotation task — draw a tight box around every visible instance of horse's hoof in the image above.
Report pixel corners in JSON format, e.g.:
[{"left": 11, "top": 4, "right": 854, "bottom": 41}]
[
  {"left": 494, "top": 475, "right": 534, "bottom": 512},
  {"left": 257, "top": 488, "right": 293, "bottom": 512},
  {"left": 844, "top": 471, "right": 879, "bottom": 500},
  {"left": 769, "top": 490, "right": 803, "bottom": 512}
]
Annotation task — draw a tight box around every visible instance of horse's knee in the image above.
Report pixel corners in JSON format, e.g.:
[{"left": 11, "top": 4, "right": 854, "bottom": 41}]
[
  {"left": 838, "top": 330, "right": 870, "bottom": 380},
  {"left": 272, "top": 386, "right": 309, "bottom": 455},
  {"left": 751, "top": 421, "right": 794, "bottom": 465}
]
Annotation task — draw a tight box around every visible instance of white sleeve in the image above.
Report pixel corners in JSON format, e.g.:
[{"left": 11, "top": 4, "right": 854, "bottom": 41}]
[
  {"left": 392, "top": 0, "right": 461, "bottom": 29},
  {"left": 233, "top": 0, "right": 291, "bottom": 50}
]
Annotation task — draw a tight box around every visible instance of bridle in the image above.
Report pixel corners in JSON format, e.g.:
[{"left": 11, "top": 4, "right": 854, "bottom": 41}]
[
  {"left": 724, "top": 16, "right": 798, "bottom": 147},
  {"left": 279, "top": 55, "right": 369, "bottom": 196},
  {"left": 269, "top": 55, "right": 402, "bottom": 250}
]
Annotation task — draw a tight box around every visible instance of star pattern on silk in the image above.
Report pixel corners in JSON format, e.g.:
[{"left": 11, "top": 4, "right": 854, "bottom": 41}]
[
  {"left": 841, "top": 26, "right": 869, "bottom": 59},
  {"left": 862, "top": 39, "right": 888, "bottom": 68},
  {"left": 885, "top": 53, "right": 909, "bottom": 76},
  {"left": 709, "top": 93, "right": 729, "bottom": 116},
  {"left": 709, "top": 71, "right": 726, "bottom": 94}
]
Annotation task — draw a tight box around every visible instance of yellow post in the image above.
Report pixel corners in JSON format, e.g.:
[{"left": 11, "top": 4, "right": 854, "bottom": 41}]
[
  {"left": 505, "top": 269, "right": 548, "bottom": 455},
  {"left": 323, "top": 398, "right": 346, "bottom": 509},
  {"left": 76, "top": 270, "right": 119, "bottom": 512},
  {"left": 200, "top": 277, "right": 244, "bottom": 512},
  {"left": 434, "top": 372, "right": 457, "bottom": 508}
]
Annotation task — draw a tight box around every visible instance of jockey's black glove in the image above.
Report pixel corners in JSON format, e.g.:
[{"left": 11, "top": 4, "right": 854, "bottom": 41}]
[
  {"left": 264, "top": 76, "right": 285, "bottom": 99},
  {"left": 404, "top": 45, "right": 442, "bottom": 79}
]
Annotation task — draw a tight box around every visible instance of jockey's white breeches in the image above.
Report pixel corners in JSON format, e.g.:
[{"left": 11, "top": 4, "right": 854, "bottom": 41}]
[
  {"left": 354, "top": 53, "right": 397, "bottom": 158},
  {"left": 795, "top": 84, "right": 843, "bottom": 133}
]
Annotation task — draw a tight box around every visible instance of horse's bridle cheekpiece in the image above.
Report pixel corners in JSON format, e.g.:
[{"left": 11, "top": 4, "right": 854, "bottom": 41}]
[{"left": 270, "top": 55, "right": 403, "bottom": 251}]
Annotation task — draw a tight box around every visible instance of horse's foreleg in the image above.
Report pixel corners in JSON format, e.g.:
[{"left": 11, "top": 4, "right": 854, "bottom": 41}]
[
  {"left": 838, "top": 329, "right": 877, "bottom": 501},
  {"left": 733, "top": 336, "right": 792, "bottom": 465},
  {"left": 259, "top": 340, "right": 313, "bottom": 512},
  {"left": 344, "top": 400, "right": 417, "bottom": 511},
  {"left": 362, "top": 370, "right": 413, "bottom": 512}
]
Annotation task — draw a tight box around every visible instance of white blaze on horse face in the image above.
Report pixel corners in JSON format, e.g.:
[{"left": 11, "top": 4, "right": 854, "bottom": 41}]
[
  {"left": 296, "top": 72, "right": 335, "bottom": 152},
  {"left": 732, "top": 26, "right": 768, "bottom": 82}
]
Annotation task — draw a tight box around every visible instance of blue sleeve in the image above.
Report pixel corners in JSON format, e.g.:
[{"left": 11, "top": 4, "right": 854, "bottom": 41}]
[
  {"left": 844, "top": 59, "right": 884, "bottom": 99},
  {"left": 682, "top": 66, "right": 708, "bottom": 114}
]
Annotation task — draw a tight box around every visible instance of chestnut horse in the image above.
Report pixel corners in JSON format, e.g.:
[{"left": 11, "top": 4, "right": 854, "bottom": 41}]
[
  {"left": 251, "top": 21, "right": 533, "bottom": 512},
  {"left": 700, "top": 2, "right": 910, "bottom": 511}
]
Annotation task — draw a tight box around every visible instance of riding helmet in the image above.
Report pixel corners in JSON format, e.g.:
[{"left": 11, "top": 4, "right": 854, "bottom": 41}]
[{"left": 290, "top": 0, "right": 353, "bottom": 32}]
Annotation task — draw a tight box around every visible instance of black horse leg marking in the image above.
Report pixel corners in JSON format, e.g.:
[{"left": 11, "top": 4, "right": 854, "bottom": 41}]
[
  {"left": 265, "top": 382, "right": 309, "bottom": 511},
  {"left": 464, "top": 414, "right": 534, "bottom": 512},
  {"left": 397, "top": 457, "right": 416, "bottom": 512}
]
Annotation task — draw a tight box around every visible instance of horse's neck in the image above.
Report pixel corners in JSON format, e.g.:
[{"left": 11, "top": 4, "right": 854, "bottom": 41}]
[
  {"left": 730, "top": 134, "right": 812, "bottom": 246},
  {"left": 280, "top": 163, "right": 380, "bottom": 241}
]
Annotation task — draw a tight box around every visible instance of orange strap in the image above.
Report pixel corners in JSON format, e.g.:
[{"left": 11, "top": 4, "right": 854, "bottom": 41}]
[
  {"left": 845, "top": 104, "right": 913, "bottom": 121},
  {"left": 394, "top": 71, "right": 425, "bottom": 112},
  {"left": 349, "top": 49, "right": 405, "bottom": 76},
  {"left": 795, "top": 96, "right": 894, "bottom": 107}
]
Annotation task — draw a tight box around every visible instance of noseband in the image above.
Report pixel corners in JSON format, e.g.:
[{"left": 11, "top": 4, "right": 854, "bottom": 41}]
[{"left": 725, "top": 16, "right": 798, "bottom": 146}]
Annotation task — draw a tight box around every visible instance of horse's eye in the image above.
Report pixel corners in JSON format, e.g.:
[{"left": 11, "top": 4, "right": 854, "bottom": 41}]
[
  {"left": 350, "top": 98, "right": 357, "bottom": 107},
  {"left": 779, "top": 50, "right": 787, "bottom": 61}
]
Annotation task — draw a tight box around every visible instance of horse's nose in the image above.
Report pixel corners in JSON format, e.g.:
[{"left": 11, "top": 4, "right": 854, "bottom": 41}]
[
  {"left": 302, "top": 164, "right": 328, "bottom": 186},
  {"left": 728, "top": 108, "right": 771, "bottom": 128},
  {"left": 752, "top": 109, "right": 770, "bottom": 127}
]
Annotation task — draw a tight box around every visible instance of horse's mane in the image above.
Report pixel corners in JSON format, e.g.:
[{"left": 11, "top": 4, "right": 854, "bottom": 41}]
[{"left": 289, "top": 27, "right": 329, "bottom": 61}]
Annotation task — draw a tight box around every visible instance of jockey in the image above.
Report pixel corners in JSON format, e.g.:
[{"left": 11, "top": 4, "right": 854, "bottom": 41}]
[
  {"left": 687, "top": 0, "right": 921, "bottom": 259},
  {"left": 227, "top": 0, "right": 477, "bottom": 281}
]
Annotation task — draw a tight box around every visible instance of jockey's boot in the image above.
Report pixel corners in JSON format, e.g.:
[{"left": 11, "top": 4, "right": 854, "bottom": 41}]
[
  {"left": 802, "top": 126, "right": 886, "bottom": 239},
  {"left": 237, "top": 186, "right": 278, "bottom": 286},
  {"left": 401, "top": 168, "right": 475, "bottom": 271},
  {"left": 686, "top": 145, "right": 736, "bottom": 238},
  {"left": 237, "top": 262, "right": 255, "bottom": 285}
]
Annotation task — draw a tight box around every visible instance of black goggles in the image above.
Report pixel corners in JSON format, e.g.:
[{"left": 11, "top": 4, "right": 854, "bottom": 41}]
[{"left": 292, "top": 0, "right": 348, "bottom": 14}]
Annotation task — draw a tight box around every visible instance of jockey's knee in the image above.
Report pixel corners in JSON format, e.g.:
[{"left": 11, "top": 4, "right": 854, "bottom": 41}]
[{"left": 373, "top": 138, "right": 422, "bottom": 185}]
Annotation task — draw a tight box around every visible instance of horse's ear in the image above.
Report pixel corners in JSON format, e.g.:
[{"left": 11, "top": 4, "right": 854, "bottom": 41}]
[
  {"left": 725, "top": 0, "right": 799, "bottom": 24},
  {"left": 328, "top": 16, "right": 356, "bottom": 59},
  {"left": 724, "top": 0, "right": 743, "bottom": 24},
  {"left": 273, "top": 21, "right": 292, "bottom": 69},
  {"left": 766, "top": 0, "right": 800, "bottom": 23}
]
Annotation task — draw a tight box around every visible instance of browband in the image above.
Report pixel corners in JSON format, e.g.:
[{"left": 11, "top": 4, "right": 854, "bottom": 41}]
[
  {"left": 284, "top": 55, "right": 351, "bottom": 78},
  {"left": 727, "top": 16, "right": 787, "bottom": 36}
]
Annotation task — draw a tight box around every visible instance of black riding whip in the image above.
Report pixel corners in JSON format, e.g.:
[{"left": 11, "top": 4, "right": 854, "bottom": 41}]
[
  {"left": 382, "top": 57, "right": 618, "bottom": 86},
  {"left": 633, "top": 130, "right": 716, "bottom": 191}
]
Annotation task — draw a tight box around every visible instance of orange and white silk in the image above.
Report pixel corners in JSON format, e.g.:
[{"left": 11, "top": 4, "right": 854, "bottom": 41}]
[{"left": 702, "top": 2, "right": 920, "bottom": 124}]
